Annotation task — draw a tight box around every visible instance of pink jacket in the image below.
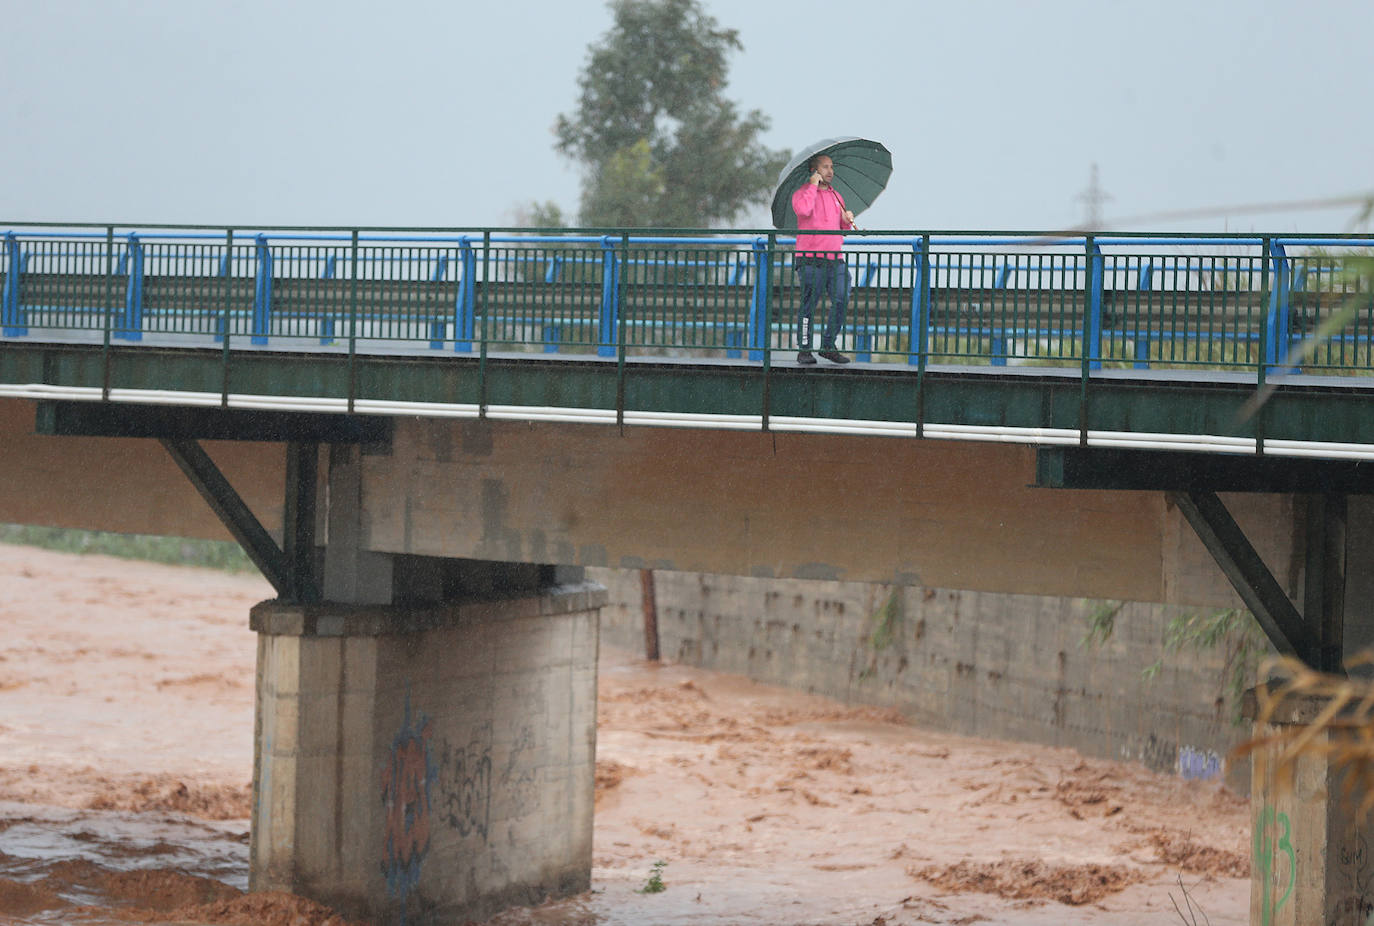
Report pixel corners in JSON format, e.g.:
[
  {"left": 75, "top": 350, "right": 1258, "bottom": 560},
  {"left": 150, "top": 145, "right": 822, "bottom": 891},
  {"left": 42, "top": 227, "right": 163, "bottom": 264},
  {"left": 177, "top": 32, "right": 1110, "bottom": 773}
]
[{"left": 791, "top": 182, "right": 852, "bottom": 257}]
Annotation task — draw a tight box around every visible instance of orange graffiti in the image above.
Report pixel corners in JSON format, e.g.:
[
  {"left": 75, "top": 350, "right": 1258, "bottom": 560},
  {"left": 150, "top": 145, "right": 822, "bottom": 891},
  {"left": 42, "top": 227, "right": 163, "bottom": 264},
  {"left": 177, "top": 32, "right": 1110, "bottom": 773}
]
[{"left": 381, "top": 719, "right": 433, "bottom": 879}]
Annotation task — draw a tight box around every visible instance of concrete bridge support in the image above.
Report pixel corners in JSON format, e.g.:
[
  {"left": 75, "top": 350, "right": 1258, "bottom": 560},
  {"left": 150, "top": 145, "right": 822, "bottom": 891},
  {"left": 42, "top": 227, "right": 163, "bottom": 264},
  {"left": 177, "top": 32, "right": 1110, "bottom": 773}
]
[
  {"left": 1246, "top": 692, "right": 1374, "bottom": 926},
  {"left": 1238, "top": 496, "right": 1374, "bottom": 925},
  {"left": 248, "top": 578, "right": 603, "bottom": 924},
  {"left": 248, "top": 442, "right": 605, "bottom": 923}
]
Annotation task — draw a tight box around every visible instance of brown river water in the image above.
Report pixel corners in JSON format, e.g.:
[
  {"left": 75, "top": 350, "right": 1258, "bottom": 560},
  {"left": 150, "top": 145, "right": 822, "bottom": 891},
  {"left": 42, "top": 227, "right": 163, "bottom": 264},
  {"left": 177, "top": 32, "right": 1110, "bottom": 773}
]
[{"left": 0, "top": 543, "right": 1252, "bottom": 925}]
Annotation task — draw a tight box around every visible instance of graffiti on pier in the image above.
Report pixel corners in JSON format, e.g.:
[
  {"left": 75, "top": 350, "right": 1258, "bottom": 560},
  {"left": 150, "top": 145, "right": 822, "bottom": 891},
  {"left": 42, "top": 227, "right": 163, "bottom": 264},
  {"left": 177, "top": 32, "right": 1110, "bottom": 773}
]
[
  {"left": 500, "top": 723, "right": 539, "bottom": 809},
  {"left": 379, "top": 695, "right": 436, "bottom": 905},
  {"left": 437, "top": 721, "right": 493, "bottom": 842},
  {"left": 1333, "top": 831, "right": 1374, "bottom": 925},
  {"left": 1254, "top": 805, "right": 1294, "bottom": 926}
]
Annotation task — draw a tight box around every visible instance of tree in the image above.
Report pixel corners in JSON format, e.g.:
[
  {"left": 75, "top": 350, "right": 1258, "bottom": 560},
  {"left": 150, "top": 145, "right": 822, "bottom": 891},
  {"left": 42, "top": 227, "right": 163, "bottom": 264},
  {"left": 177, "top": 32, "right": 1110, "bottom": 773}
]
[
  {"left": 510, "top": 200, "right": 569, "bottom": 228},
  {"left": 555, "top": 0, "right": 789, "bottom": 228}
]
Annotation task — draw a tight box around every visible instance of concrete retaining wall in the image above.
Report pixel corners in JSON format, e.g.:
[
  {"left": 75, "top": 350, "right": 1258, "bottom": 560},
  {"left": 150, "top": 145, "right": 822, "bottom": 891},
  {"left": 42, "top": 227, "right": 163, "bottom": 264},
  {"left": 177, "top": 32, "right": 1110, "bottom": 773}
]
[{"left": 593, "top": 569, "right": 1259, "bottom": 790}]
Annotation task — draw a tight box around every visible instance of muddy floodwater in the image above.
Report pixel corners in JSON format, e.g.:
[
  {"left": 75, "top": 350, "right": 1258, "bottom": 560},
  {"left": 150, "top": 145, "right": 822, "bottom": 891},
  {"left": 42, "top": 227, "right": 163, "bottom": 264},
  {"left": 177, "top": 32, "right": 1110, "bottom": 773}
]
[{"left": 0, "top": 543, "right": 1252, "bottom": 925}]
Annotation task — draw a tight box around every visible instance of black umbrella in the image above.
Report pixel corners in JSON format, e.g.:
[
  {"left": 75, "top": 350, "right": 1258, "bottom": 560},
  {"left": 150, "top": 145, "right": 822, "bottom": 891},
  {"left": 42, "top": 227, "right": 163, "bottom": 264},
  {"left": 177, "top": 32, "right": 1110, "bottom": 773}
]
[{"left": 770, "top": 137, "right": 893, "bottom": 230}]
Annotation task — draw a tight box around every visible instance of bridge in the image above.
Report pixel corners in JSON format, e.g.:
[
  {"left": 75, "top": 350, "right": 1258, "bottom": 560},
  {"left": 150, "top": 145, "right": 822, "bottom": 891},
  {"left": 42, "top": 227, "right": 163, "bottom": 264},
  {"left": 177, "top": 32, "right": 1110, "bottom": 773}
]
[{"left": 3, "top": 223, "right": 1374, "bottom": 924}]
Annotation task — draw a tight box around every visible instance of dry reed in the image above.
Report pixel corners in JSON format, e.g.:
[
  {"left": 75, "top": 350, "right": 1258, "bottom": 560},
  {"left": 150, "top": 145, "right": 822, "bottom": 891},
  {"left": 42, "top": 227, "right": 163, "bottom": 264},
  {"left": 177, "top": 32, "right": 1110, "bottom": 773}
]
[{"left": 1231, "top": 653, "right": 1374, "bottom": 818}]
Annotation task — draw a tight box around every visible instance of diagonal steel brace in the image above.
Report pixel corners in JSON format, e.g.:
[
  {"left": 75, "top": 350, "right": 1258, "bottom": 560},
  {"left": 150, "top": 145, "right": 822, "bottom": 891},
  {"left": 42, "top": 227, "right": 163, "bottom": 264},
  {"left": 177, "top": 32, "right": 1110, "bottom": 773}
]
[
  {"left": 161, "top": 438, "right": 319, "bottom": 603},
  {"left": 1170, "top": 490, "right": 1318, "bottom": 666}
]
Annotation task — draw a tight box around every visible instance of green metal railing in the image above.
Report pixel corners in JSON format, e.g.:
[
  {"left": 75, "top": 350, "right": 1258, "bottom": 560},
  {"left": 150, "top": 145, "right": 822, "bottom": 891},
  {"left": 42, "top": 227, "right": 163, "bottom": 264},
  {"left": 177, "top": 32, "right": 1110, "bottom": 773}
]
[{"left": 3, "top": 225, "right": 1372, "bottom": 377}]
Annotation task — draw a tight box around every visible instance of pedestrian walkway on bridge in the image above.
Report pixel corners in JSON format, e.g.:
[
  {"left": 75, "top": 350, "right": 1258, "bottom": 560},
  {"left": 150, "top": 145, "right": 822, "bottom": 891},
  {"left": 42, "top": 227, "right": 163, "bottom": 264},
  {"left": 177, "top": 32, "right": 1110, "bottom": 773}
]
[{"left": 3, "top": 225, "right": 1374, "bottom": 460}]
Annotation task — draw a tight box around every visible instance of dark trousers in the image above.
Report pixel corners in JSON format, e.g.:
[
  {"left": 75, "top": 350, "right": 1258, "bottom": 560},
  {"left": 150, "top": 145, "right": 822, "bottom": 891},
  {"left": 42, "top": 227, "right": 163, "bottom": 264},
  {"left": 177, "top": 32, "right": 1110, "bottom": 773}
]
[{"left": 795, "top": 257, "right": 849, "bottom": 351}]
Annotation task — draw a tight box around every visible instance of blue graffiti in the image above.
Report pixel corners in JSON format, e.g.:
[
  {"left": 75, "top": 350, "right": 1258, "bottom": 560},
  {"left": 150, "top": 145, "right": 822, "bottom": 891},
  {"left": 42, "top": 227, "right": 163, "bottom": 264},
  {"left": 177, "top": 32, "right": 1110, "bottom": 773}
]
[{"left": 1177, "top": 745, "right": 1222, "bottom": 781}]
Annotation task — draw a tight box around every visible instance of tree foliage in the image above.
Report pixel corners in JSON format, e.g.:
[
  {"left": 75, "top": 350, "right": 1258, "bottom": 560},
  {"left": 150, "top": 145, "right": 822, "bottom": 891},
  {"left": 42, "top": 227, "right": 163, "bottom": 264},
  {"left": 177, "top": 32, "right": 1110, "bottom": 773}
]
[
  {"left": 555, "top": 0, "right": 789, "bottom": 227},
  {"left": 510, "top": 200, "right": 570, "bottom": 228}
]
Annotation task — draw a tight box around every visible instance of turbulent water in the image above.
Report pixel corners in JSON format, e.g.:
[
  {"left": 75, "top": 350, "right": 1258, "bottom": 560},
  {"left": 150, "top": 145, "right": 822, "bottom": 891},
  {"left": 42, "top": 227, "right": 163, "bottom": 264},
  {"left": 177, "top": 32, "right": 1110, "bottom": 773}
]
[
  {"left": 0, "top": 801, "right": 248, "bottom": 924},
  {"left": 0, "top": 544, "right": 1255, "bottom": 926}
]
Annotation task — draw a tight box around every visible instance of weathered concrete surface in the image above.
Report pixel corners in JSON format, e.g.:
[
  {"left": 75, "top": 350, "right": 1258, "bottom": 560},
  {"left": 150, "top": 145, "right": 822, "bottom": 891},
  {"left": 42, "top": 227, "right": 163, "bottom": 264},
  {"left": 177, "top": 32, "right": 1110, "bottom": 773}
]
[
  {"left": 1245, "top": 692, "right": 1374, "bottom": 925},
  {"left": 594, "top": 568, "right": 1257, "bottom": 791},
  {"left": 359, "top": 416, "right": 1298, "bottom": 610},
  {"left": 249, "top": 585, "right": 604, "bottom": 925},
  {"left": 0, "top": 399, "right": 1306, "bottom": 611}
]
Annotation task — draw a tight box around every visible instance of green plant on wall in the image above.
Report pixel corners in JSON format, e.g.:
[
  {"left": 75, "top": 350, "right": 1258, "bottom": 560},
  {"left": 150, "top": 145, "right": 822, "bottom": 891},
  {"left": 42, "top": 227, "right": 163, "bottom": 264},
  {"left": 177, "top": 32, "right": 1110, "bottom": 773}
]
[
  {"left": 869, "top": 588, "right": 902, "bottom": 651},
  {"left": 1143, "top": 608, "right": 1267, "bottom": 720},
  {"left": 1081, "top": 601, "right": 1266, "bottom": 724},
  {"left": 1080, "top": 600, "right": 1124, "bottom": 648},
  {"left": 858, "top": 588, "right": 903, "bottom": 682}
]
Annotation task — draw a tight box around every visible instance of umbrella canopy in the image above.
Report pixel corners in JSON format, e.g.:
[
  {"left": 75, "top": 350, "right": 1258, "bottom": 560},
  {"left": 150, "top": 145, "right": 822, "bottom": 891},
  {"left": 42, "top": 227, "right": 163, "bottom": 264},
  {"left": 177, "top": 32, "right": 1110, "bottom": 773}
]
[{"left": 770, "top": 137, "right": 893, "bottom": 230}]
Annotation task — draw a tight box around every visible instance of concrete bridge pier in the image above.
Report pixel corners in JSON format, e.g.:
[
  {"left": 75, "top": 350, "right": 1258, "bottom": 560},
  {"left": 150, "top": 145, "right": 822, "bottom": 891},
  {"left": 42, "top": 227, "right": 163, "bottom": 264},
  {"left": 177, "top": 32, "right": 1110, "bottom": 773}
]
[
  {"left": 249, "top": 443, "right": 605, "bottom": 924},
  {"left": 248, "top": 573, "right": 603, "bottom": 924},
  {"left": 1235, "top": 495, "right": 1374, "bottom": 926},
  {"left": 1186, "top": 491, "right": 1374, "bottom": 926},
  {"left": 1245, "top": 690, "right": 1374, "bottom": 926}
]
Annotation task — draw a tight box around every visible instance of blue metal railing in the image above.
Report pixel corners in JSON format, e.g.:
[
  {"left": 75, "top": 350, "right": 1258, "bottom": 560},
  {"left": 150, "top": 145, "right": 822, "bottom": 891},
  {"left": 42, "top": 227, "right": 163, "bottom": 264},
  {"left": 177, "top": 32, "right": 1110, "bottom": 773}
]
[{"left": 1, "top": 226, "right": 1371, "bottom": 377}]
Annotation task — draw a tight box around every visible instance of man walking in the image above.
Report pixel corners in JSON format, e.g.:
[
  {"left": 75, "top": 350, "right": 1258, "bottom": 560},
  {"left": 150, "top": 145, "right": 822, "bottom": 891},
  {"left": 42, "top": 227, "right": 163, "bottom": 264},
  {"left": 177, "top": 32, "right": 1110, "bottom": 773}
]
[{"left": 791, "top": 154, "right": 855, "bottom": 364}]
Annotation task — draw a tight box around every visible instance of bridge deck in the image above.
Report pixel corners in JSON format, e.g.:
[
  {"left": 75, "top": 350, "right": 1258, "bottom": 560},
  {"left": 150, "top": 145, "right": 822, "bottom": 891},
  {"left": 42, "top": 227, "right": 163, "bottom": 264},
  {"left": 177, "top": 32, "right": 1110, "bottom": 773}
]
[{"left": 3, "top": 227, "right": 1373, "bottom": 457}]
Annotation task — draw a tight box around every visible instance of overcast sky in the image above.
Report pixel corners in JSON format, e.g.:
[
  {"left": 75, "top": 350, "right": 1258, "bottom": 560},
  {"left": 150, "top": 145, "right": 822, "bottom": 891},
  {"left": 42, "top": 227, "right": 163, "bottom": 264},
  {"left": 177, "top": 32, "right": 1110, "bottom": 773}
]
[{"left": 3, "top": 0, "right": 1371, "bottom": 234}]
